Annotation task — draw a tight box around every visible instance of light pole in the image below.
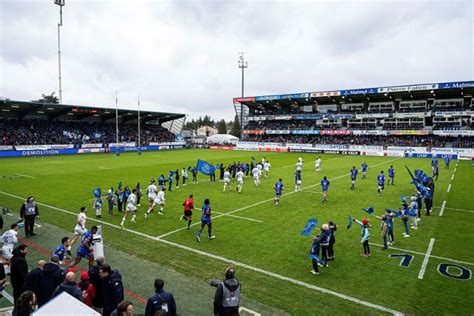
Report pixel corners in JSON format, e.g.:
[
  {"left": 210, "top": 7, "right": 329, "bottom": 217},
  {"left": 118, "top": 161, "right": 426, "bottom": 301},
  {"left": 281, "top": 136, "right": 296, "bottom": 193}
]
[
  {"left": 54, "top": 0, "right": 65, "bottom": 104},
  {"left": 238, "top": 52, "right": 248, "bottom": 139}
]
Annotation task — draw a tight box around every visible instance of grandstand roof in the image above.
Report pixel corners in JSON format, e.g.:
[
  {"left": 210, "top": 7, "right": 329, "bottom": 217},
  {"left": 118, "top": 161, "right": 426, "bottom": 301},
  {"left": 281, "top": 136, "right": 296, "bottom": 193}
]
[
  {"left": 0, "top": 99, "right": 185, "bottom": 124},
  {"left": 233, "top": 80, "right": 474, "bottom": 107}
]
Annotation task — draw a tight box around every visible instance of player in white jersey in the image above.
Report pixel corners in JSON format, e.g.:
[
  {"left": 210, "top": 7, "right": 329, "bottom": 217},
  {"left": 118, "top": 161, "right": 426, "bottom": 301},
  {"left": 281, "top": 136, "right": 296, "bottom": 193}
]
[
  {"left": 315, "top": 157, "right": 321, "bottom": 172},
  {"left": 146, "top": 179, "right": 158, "bottom": 208},
  {"left": 296, "top": 161, "right": 303, "bottom": 172},
  {"left": 120, "top": 189, "right": 138, "bottom": 228},
  {"left": 1, "top": 223, "right": 19, "bottom": 274},
  {"left": 69, "top": 206, "right": 87, "bottom": 252},
  {"left": 236, "top": 169, "right": 245, "bottom": 193},
  {"left": 256, "top": 163, "right": 263, "bottom": 178},
  {"left": 145, "top": 188, "right": 166, "bottom": 218},
  {"left": 263, "top": 161, "right": 271, "bottom": 177},
  {"left": 223, "top": 170, "right": 232, "bottom": 192},
  {"left": 252, "top": 167, "right": 260, "bottom": 186}
]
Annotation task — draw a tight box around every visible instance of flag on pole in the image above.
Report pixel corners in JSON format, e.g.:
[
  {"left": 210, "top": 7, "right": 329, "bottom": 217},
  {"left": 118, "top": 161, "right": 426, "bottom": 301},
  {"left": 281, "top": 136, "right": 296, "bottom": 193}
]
[
  {"left": 93, "top": 188, "right": 101, "bottom": 198},
  {"left": 347, "top": 215, "right": 353, "bottom": 229},
  {"left": 362, "top": 206, "right": 374, "bottom": 215},
  {"left": 196, "top": 159, "right": 215, "bottom": 176}
]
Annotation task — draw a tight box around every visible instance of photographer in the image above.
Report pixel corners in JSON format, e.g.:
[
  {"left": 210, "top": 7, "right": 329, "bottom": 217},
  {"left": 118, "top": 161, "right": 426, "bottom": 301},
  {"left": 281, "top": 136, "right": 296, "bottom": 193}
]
[
  {"left": 209, "top": 266, "right": 240, "bottom": 316},
  {"left": 20, "top": 196, "right": 39, "bottom": 237}
]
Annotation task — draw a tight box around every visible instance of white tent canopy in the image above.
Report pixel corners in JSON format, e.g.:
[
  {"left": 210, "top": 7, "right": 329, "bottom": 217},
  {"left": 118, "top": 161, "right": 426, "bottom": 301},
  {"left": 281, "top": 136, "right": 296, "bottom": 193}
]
[
  {"left": 206, "top": 134, "right": 239, "bottom": 145},
  {"left": 32, "top": 292, "right": 100, "bottom": 316}
]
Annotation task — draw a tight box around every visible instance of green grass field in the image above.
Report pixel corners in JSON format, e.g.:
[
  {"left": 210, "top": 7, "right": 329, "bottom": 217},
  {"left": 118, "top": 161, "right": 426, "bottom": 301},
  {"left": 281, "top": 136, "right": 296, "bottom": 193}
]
[{"left": 0, "top": 149, "right": 473, "bottom": 315}]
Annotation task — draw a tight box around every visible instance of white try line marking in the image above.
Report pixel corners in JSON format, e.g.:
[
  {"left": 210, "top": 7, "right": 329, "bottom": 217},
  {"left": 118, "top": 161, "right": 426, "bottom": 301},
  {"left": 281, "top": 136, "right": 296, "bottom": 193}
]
[
  {"left": 15, "top": 173, "right": 36, "bottom": 179},
  {"left": 213, "top": 211, "right": 263, "bottom": 223},
  {"left": 439, "top": 201, "right": 446, "bottom": 217},
  {"left": 418, "top": 238, "right": 435, "bottom": 279},
  {"left": 157, "top": 157, "right": 403, "bottom": 239},
  {"left": 454, "top": 167, "right": 457, "bottom": 173},
  {"left": 0, "top": 190, "right": 403, "bottom": 315},
  {"left": 446, "top": 184, "right": 451, "bottom": 193},
  {"left": 369, "top": 243, "right": 474, "bottom": 266},
  {"left": 451, "top": 174, "right": 454, "bottom": 181}
]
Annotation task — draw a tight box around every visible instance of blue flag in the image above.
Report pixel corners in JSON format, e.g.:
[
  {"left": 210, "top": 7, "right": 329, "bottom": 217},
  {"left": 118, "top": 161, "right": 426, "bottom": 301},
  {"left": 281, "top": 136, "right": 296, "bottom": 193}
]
[
  {"left": 401, "top": 196, "right": 407, "bottom": 204},
  {"left": 93, "top": 188, "right": 101, "bottom": 198},
  {"left": 196, "top": 159, "right": 215, "bottom": 176},
  {"left": 385, "top": 208, "right": 402, "bottom": 218},
  {"left": 300, "top": 218, "right": 318, "bottom": 236},
  {"left": 118, "top": 181, "right": 123, "bottom": 190},
  {"left": 362, "top": 206, "right": 374, "bottom": 215},
  {"left": 347, "top": 215, "right": 353, "bottom": 229},
  {"left": 308, "top": 253, "right": 322, "bottom": 263}
]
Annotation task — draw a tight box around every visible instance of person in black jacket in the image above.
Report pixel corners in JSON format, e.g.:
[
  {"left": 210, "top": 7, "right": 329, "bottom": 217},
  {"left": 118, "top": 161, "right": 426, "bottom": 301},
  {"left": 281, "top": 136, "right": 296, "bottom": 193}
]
[
  {"left": 19, "top": 197, "right": 39, "bottom": 237},
  {"left": 89, "top": 256, "right": 105, "bottom": 313},
  {"left": 99, "top": 264, "right": 124, "bottom": 316},
  {"left": 52, "top": 271, "right": 83, "bottom": 302},
  {"left": 144, "top": 279, "right": 176, "bottom": 316},
  {"left": 23, "top": 260, "right": 45, "bottom": 296},
  {"left": 36, "top": 257, "right": 65, "bottom": 306},
  {"left": 10, "top": 244, "right": 28, "bottom": 303},
  {"left": 210, "top": 266, "right": 240, "bottom": 316}
]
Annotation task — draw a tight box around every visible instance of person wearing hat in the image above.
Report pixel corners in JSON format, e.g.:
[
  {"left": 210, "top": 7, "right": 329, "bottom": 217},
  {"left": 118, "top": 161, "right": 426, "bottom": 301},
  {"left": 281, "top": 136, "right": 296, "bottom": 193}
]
[
  {"left": 209, "top": 267, "right": 241, "bottom": 316},
  {"left": 19, "top": 196, "right": 39, "bottom": 237},
  {"left": 79, "top": 271, "right": 96, "bottom": 307},
  {"left": 353, "top": 218, "right": 371, "bottom": 257}
]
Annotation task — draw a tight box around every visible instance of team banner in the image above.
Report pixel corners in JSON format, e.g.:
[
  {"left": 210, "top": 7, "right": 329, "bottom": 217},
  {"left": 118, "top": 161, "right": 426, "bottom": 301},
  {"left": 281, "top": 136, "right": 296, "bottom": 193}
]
[
  {"left": 378, "top": 83, "right": 438, "bottom": 93},
  {"left": 321, "top": 130, "right": 352, "bottom": 135},
  {"left": 291, "top": 130, "right": 320, "bottom": 135},
  {"left": 389, "top": 130, "right": 430, "bottom": 135},
  {"left": 196, "top": 159, "right": 215, "bottom": 176},
  {"left": 438, "top": 81, "right": 474, "bottom": 89},
  {"left": 293, "top": 114, "right": 321, "bottom": 120}
]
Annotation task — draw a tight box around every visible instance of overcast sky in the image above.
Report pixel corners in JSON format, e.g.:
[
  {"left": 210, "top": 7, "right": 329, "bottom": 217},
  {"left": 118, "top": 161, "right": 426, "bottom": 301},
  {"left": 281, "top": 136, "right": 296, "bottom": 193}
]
[{"left": 1, "top": 0, "right": 473, "bottom": 121}]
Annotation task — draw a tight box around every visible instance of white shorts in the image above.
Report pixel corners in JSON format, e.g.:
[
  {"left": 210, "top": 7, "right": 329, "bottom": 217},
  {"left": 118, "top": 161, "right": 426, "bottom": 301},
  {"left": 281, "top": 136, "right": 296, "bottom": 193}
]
[
  {"left": 74, "top": 225, "right": 86, "bottom": 236},
  {"left": 154, "top": 198, "right": 164, "bottom": 205},
  {"left": 258, "top": 171, "right": 262, "bottom": 176},
  {"left": 264, "top": 168, "right": 269, "bottom": 172},
  {"left": 126, "top": 204, "right": 137, "bottom": 212},
  {"left": 296, "top": 180, "right": 302, "bottom": 185},
  {"left": 253, "top": 175, "right": 259, "bottom": 180},
  {"left": 316, "top": 164, "right": 320, "bottom": 168},
  {"left": 148, "top": 195, "right": 157, "bottom": 201},
  {"left": 2, "top": 245, "right": 14, "bottom": 260},
  {"left": 237, "top": 180, "right": 243, "bottom": 184},
  {"left": 224, "top": 179, "right": 230, "bottom": 184}
]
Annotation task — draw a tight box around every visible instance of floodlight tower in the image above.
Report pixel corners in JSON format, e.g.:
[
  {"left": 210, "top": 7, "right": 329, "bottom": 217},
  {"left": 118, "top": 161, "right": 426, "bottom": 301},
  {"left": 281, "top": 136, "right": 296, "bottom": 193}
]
[
  {"left": 54, "top": 0, "right": 65, "bottom": 104},
  {"left": 238, "top": 52, "right": 248, "bottom": 138}
]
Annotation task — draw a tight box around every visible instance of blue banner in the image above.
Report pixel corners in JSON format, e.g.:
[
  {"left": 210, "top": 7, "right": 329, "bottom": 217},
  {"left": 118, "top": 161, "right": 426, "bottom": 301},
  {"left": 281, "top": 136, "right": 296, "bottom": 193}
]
[
  {"left": 255, "top": 95, "right": 282, "bottom": 101},
  {"left": 291, "top": 130, "right": 321, "bottom": 135},
  {"left": 404, "top": 153, "right": 433, "bottom": 159},
  {"left": 435, "top": 154, "right": 458, "bottom": 160},
  {"left": 280, "top": 93, "right": 310, "bottom": 100},
  {"left": 293, "top": 114, "right": 321, "bottom": 120},
  {"left": 196, "top": 159, "right": 215, "bottom": 176},
  {"left": 340, "top": 88, "right": 378, "bottom": 96},
  {"left": 438, "top": 81, "right": 474, "bottom": 89}
]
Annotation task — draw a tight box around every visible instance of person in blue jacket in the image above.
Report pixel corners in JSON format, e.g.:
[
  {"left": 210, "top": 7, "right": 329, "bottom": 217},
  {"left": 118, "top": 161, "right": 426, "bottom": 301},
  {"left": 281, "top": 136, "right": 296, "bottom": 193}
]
[
  {"left": 309, "top": 235, "right": 321, "bottom": 275},
  {"left": 145, "top": 278, "right": 177, "bottom": 316},
  {"left": 319, "top": 224, "right": 331, "bottom": 267},
  {"left": 388, "top": 166, "right": 395, "bottom": 185}
]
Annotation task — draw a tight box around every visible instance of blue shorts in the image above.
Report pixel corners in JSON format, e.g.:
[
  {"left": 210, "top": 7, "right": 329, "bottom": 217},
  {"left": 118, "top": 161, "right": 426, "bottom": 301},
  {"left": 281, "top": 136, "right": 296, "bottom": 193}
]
[
  {"left": 76, "top": 247, "right": 91, "bottom": 258},
  {"left": 275, "top": 191, "right": 282, "bottom": 197},
  {"left": 201, "top": 218, "right": 211, "bottom": 225}
]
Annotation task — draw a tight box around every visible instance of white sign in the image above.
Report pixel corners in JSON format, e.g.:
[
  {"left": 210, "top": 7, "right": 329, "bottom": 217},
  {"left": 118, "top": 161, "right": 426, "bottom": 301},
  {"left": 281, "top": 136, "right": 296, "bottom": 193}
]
[{"left": 378, "top": 83, "right": 438, "bottom": 93}]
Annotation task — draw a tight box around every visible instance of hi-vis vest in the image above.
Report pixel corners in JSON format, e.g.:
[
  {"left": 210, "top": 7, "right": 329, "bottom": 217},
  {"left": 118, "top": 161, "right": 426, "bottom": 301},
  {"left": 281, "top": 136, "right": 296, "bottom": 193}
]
[
  {"left": 24, "top": 202, "right": 36, "bottom": 216},
  {"left": 222, "top": 283, "right": 240, "bottom": 308}
]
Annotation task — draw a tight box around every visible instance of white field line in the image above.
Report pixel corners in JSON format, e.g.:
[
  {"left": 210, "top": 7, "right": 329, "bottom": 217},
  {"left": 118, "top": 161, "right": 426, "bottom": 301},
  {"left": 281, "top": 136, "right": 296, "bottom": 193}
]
[
  {"left": 282, "top": 156, "right": 345, "bottom": 169},
  {"left": 454, "top": 167, "right": 457, "bottom": 173},
  {"left": 2, "top": 290, "right": 14, "bottom": 304},
  {"left": 239, "top": 307, "right": 262, "bottom": 316},
  {"left": 213, "top": 211, "right": 263, "bottom": 223},
  {"left": 369, "top": 243, "right": 474, "bottom": 266},
  {"left": 447, "top": 184, "right": 451, "bottom": 193},
  {"left": 301, "top": 190, "right": 323, "bottom": 194},
  {"left": 439, "top": 201, "right": 446, "bottom": 217},
  {"left": 98, "top": 166, "right": 112, "bottom": 170},
  {"left": 0, "top": 190, "right": 402, "bottom": 315},
  {"left": 157, "top": 157, "right": 403, "bottom": 239},
  {"left": 451, "top": 174, "right": 454, "bottom": 181},
  {"left": 15, "top": 173, "right": 36, "bottom": 179},
  {"left": 418, "top": 238, "right": 435, "bottom": 279},
  {"left": 434, "top": 206, "right": 474, "bottom": 214}
]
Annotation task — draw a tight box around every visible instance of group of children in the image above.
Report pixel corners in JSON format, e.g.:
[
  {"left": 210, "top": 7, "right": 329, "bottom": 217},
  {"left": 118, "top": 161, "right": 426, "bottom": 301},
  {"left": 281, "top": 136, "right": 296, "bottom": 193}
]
[{"left": 309, "top": 222, "right": 337, "bottom": 275}]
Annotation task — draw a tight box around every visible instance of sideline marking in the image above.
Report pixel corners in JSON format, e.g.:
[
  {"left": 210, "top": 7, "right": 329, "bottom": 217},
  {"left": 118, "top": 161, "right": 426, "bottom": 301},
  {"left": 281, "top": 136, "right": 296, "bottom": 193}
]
[
  {"left": 213, "top": 211, "right": 263, "bottom": 223},
  {"left": 434, "top": 206, "right": 474, "bottom": 214},
  {"left": 439, "top": 201, "right": 446, "bottom": 217},
  {"left": 98, "top": 166, "right": 112, "bottom": 170},
  {"left": 16, "top": 173, "right": 36, "bottom": 179},
  {"left": 418, "top": 238, "right": 435, "bottom": 279},
  {"left": 2, "top": 290, "right": 14, "bottom": 304},
  {"left": 447, "top": 184, "right": 451, "bottom": 193},
  {"left": 369, "top": 243, "right": 474, "bottom": 266},
  {"left": 239, "top": 307, "right": 262, "bottom": 316},
  {"left": 0, "top": 190, "right": 403, "bottom": 315},
  {"left": 157, "top": 158, "right": 402, "bottom": 239}
]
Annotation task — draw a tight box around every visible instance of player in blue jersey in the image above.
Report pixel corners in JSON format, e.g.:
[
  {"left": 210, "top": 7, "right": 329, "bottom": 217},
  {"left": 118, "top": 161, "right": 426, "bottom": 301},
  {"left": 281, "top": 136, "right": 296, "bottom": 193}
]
[
  {"left": 432, "top": 163, "right": 439, "bottom": 181},
  {"left": 69, "top": 226, "right": 98, "bottom": 269},
  {"left": 53, "top": 237, "right": 71, "bottom": 265},
  {"left": 361, "top": 162, "right": 368, "bottom": 179},
  {"left": 377, "top": 171, "right": 385, "bottom": 195},
  {"left": 274, "top": 179, "right": 284, "bottom": 205},
  {"left": 444, "top": 156, "right": 450, "bottom": 169},
  {"left": 321, "top": 176, "right": 330, "bottom": 203},
  {"left": 350, "top": 166, "right": 358, "bottom": 190},
  {"left": 196, "top": 199, "right": 215, "bottom": 242},
  {"left": 388, "top": 165, "right": 395, "bottom": 185},
  {"left": 295, "top": 170, "right": 302, "bottom": 192},
  {"left": 431, "top": 158, "right": 438, "bottom": 177}
]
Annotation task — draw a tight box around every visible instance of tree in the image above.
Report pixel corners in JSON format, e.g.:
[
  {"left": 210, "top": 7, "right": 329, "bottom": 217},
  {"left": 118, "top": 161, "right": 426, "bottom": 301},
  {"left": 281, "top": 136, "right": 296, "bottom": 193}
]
[
  {"left": 32, "top": 92, "right": 59, "bottom": 104},
  {"left": 217, "top": 119, "right": 227, "bottom": 134},
  {"left": 230, "top": 114, "right": 241, "bottom": 138}
]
